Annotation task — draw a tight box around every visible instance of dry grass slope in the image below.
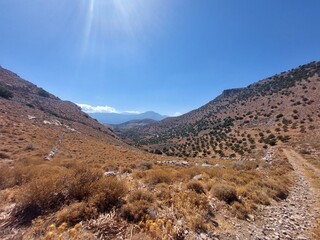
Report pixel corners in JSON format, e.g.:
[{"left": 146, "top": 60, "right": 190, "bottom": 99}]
[{"left": 0, "top": 62, "right": 319, "bottom": 239}]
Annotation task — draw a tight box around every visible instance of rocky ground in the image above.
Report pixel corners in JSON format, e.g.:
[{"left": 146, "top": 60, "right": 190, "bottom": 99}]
[
  {"left": 216, "top": 149, "right": 320, "bottom": 240},
  {"left": 1, "top": 148, "right": 319, "bottom": 240}
]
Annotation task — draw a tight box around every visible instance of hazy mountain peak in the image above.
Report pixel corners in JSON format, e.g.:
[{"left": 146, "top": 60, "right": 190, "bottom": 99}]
[{"left": 89, "top": 111, "right": 167, "bottom": 125}]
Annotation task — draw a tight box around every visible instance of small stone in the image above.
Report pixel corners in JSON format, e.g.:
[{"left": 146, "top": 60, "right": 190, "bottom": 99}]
[
  {"left": 177, "top": 220, "right": 183, "bottom": 226},
  {"left": 193, "top": 174, "right": 203, "bottom": 180},
  {"left": 200, "top": 233, "right": 207, "bottom": 239},
  {"left": 247, "top": 214, "right": 255, "bottom": 222},
  {"left": 104, "top": 171, "right": 117, "bottom": 176}
]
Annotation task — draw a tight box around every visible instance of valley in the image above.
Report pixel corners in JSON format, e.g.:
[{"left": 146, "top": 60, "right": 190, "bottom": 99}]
[
  {"left": 0, "top": 62, "right": 319, "bottom": 239},
  {"left": 117, "top": 61, "right": 320, "bottom": 162}
]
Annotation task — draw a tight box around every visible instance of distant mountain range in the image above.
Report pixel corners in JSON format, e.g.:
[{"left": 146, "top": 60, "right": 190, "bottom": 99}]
[{"left": 89, "top": 111, "right": 167, "bottom": 124}]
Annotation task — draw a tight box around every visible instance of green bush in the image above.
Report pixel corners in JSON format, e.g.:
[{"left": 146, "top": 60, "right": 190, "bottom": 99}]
[
  {"left": 0, "top": 85, "right": 13, "bottom": 99},
  {"left": 38, "top": 88, "right": 50, "bottom": 97}
]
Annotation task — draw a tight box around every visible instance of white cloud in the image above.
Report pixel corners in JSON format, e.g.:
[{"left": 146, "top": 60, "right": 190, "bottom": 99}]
[
  {"left": 123, "top": 110, "right": 141, "bottom": 114},
  {"left": 77, "top": 103, "right": 119, "bottom": 113},
  {"left": 77, "top": 103, "right": 141, "bottom": 115},
  {"left": 173, "top": 112, "right": 182, "bottom": 117}
]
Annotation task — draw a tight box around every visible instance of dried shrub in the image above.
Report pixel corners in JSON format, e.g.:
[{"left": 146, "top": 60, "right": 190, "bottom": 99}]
[
  {"left": 40, "top": 223, "right": 96, "bottom": 240},
  {"left": 121, "top": 167, "right": 133, "bottom": 173},
  {"left": 170, "top": 191, "right": 214, "bottom": 235},
  {"left": 90, "top": 177, "right": 128, "bottom": 212},
  {"left": 14, "top": 174, "right": 67, "bottom": 224},
  {"left": 224, "top": 171, "right": 259, "bottom": 186},
  {"left": 187, "top": 181, "right": 205, "bottom": 194},
  {"left": 131, "top": 233, "right": 152, "bottom": 240},
  {"left": 132, "top": 171, "right": 147, "bottom": 179},
  {"left": 155, "top": 183, "right": 171, "bottom": 201},
  {"left": 0, "top": 166, "right": 28, "bottom": 190},
  {"left": 0, "top": 167, "right": 10, "bottom": 190},
  {"left": 56, "top": 202, "right": 97, "bottom": 226},
  {"left": 173, "top": 191, "right": 210, "bottom": 214},
  {"left": 12, "top": 164, "right": 127, "bottom": 225},
  {"left": 262, "top": 179, "right": 288, "bottom": 200},
  {"left": 140, "top": 161, "right": 153, "bottom": 170},
  {"left": 237, "top": 184, "right": 270, "bottom": 206},
  {"left": 84, "top": 210, "right": 126, "bottom": 239},
  {"left": 147, "top": 169, "right": 174, "bottom": 185},
  {"left": 122, "top": 200, "right": 152, "bottom": 223},
  {"left": 177, "top": 167, "right": 202, "bottom": 180},
  {"left": 67, "top": 166, "right": 103, "bottom": 201},
  {"left": 24, "top": 144, "right": 35, "bottom": 151},
  {"left": 231, "top": 202, "right": 248, "bottom": 219},
  {"left": 300, "top": 149, "right": 311, "bottom": 155},
  {"left": 1, "top": 164, "right": 68, "bottom": 190},
  {"left": 0, "top": 152, "right": 10, "bottom": 159},
  {"left": 232, "top": 161, "right": 259, "bottom": 171},
  {"left": 122, "top": 190, "right": 154, "bottom": 222},
  {"left": 190, "top": 215, "right": 208, "bottom": 233},
  {"left": 212, "top": 184, "right": 237, "bottom": 204},
  {"left": 128, "top": 190, "right": 154, "bottom": 203}
]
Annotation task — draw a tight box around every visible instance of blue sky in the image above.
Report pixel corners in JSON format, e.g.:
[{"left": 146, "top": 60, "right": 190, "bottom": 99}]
[{"left": 0, "top": 0, "right": 320, "bottom": 116}]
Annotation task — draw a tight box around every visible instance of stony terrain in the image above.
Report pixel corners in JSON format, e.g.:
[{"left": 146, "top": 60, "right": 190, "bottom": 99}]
[
  {"left": 232, "top": 149, "right": 320, "bottom": 240},
  {"left": 0, "top": 63, "right": 319, "bottom": 239}
]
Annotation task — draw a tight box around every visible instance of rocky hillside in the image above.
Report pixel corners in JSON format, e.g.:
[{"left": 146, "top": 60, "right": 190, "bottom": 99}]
[
  {"left": 110, "top": 118, "right": 157, "bottom": 131},
  {"left": 1, "top": 65, "right": 319, "bottom": 240},
  {"left": 0, "top": 66, "right": 114, "bottom": 136},
  {"left": 119, "top": 61, "right": 320, "bottom": 158}
]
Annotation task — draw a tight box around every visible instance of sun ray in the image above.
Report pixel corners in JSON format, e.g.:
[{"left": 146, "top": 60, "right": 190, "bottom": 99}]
[
  {"left": 81, "top": 0, "right": 95, "bottom": 59},
  {"left": 78, "top": 0, "right": 165, "bottom": 65}
]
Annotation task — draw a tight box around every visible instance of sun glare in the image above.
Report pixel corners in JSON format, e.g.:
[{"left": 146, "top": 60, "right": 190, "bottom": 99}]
[{"left": 80, "top": 0, "right": 160, "bottom": 59}]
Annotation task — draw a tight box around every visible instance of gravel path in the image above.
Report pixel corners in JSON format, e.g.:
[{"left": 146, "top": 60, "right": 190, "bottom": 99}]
[{"left": 220, "top": 149, "right": 320, "bottom": 240}]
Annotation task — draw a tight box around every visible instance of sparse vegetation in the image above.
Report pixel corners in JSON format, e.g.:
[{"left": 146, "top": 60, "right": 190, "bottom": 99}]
[
  {"left": 0, "top": 85, "right": 13, "bottom": 99},
  {"left": 0, "top": 61, "right": 319, "bottom": 239},
  {"left": 212, "top": 184, "right": 237, "bottom": 204},
  {"left": 187, "top": 180, "right": 206, "bottom": 194},
  {"left": 122, "top": 190, "right": 155, "bottom": 222},
  {"left": 38, "top": 88, "right": 50, "bottom": 97},
  {"left": 10, "top": 163, "right": 127, "bottom": 225}
]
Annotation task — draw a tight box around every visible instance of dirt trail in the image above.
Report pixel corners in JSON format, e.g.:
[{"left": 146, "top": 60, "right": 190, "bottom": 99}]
[
  {"left": 224, "top": 149, "right": 320, "bottom": 240},
  {"left": 283, "top": 149, "right": 320, "bottom": 238},
  {"left": 284, "top": 149, "right": 320, "bottom": 176}
]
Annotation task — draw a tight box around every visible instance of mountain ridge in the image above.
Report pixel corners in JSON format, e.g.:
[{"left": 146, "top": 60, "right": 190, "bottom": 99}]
[
  {"left": 0, "top": 66, "right": 118, "bottom": 139},
  {"left": 1, "top": 62, "right": 320, "bottom": 239},
  {"left": 117, "top": 61, "right": 320, "bottom": 158},
  {"left": 89, "top": 110, "right": 167, "bottom": 124}
]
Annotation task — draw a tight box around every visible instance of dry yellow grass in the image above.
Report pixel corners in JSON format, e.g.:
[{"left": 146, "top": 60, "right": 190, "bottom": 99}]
[{"left": 0, "top": 98, "right": 297, "bottom": 239}]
